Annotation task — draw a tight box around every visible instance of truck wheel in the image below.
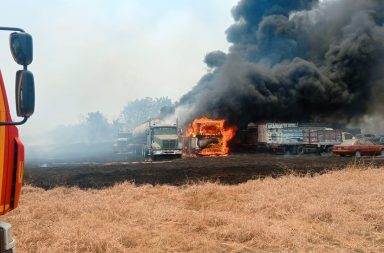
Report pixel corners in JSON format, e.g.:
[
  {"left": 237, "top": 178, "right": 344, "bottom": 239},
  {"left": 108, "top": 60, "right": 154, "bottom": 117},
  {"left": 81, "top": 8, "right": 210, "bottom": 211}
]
[
  {"left": 380, "top": 150, "right": 384, "bottom": 156},
  {"left": 355, "top": 151, "right": 362, "bottom": 157},
  {"left": 141, "top": 147, "right": 146, "bottom": 159},
  {"left": 296, "top": 146, "right": 304, "bottom": 155},
  {"left": 326, "top": 146, "right": 333, "bottom": 154}
]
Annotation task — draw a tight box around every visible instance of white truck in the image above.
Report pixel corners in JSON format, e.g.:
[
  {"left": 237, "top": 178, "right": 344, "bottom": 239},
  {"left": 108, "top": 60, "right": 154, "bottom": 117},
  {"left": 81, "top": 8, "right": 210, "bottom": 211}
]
[{"left": 131, "top": 120, "right": 182, "bottom": 160}]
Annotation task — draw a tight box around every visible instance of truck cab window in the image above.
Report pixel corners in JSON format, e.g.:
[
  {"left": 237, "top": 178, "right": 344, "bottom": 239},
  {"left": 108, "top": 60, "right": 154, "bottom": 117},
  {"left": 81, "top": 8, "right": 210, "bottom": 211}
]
[
  {"left": 344, "top": 133, "right": 353, "bottom": 140},
  {"left": 153, "top": 127, "right": 177, "bottom": 135}
]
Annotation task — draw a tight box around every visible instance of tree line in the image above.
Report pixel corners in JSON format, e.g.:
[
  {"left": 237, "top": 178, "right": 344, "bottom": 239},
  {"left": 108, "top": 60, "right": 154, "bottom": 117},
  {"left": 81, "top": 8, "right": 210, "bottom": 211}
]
[{"left": 48, "top": 97, "right": 173, "bottom": 145}]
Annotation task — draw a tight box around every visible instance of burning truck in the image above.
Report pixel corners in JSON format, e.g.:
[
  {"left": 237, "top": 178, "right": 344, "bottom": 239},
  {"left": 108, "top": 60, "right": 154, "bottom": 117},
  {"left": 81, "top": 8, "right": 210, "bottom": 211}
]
[
  {"left": 115, "top": 117, "right": 237, "bottom": 159},
  {"left": 183, "top": 117, "right": 237, "bottom": 156}
]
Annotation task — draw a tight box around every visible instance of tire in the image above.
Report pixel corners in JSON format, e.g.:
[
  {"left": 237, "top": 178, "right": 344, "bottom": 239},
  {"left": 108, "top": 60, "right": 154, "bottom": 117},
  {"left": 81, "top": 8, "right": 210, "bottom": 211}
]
[
  {"left": 283, "top": 146, "right": 291, "bottom": 155},
  {"left": 380, "top": 149, "right": 384, "bottom": 156},
  {"left": 322, "top": 146, "right": 334, "bottom": 157},
  {"left": 355, "top": 151, "right": 361, "bottom": 158},
  {"left": 297, "top": 146, "right": 305, "bottom": 155}
]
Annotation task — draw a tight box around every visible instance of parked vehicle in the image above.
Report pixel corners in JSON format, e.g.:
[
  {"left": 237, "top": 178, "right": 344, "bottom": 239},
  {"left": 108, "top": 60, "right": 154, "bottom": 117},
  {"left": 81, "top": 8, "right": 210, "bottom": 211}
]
[
  {"left": 356, "top": 133, "right": 377, "bottom": 143},
  {"left": 113, "top": 132, "right": 132, "bottom": 154},
  {"left": 257, "top": 123, "right": 304, "bottom": 154},
  {"left": 132, "top": 120, "right": 182, "bottom": 160},
  {"left": 252, "top": 123, "right": 354, "bottom": 154},
  {"left": 372, "top": 136, "right": 384, "bottom": 145},
  {"left": 333, "top": 139, "right": 384, "bottom": 157}
]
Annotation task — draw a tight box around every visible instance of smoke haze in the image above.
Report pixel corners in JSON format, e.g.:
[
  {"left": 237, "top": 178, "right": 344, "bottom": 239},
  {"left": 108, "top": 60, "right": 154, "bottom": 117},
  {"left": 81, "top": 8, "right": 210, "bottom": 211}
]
[
  {"left": 0, "top": 0, "right": 237, "bottom": 138},
  {"left": 4, "top": 0, "right": 384, "bottom": 163},
  {"left": 177, "top": 0, "right": 384, "bottom": 128}
]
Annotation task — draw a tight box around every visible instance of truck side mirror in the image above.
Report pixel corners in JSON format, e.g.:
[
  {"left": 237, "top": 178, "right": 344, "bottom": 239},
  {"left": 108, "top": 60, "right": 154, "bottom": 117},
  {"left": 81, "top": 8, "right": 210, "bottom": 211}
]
[
  {"left": 15, "top": 70, "right": 35, "bottom": 117},
  {"left": 10, "top": 32, "right": 33, "bottom": 66}
]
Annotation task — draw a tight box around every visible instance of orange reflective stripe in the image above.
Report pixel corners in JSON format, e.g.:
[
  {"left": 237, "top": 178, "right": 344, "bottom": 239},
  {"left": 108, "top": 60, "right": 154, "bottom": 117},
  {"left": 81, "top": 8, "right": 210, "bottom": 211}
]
[
  {"left": 18, "top": 161, "right": 24, "bottom": 184},
  {"left": 17, "top": 72, "right": 22, "bottom": 115},
  {"left": 0, "top": 71, "right": 7, "bottom": 207},
  {"left": 0, "top": 110, "right": 6, "bottom": 208}
]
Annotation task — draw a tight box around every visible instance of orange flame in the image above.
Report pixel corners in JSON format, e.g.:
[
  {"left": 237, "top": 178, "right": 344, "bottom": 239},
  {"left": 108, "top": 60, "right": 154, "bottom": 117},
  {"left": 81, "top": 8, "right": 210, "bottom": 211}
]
[{"left": 184, "top": 117, "right": 237, "bottom": 156}]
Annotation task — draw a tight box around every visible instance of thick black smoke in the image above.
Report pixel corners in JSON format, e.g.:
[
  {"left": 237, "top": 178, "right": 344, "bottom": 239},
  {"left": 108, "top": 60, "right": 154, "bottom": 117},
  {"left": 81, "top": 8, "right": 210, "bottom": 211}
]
[{"left": 176, "top": 0, "right": 384, "bottom": 128}]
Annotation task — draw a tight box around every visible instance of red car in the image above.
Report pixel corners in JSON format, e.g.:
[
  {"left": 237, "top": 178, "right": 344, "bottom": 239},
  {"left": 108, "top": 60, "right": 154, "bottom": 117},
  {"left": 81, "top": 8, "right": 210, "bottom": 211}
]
[{"left": 333, "top": 139, "right": 384, "bottom": 157}]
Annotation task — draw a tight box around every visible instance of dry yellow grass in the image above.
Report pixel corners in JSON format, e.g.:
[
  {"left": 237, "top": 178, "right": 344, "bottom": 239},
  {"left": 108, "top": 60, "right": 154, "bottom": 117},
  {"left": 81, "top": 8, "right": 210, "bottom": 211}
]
[{"left": 3, "top": 165, "right": 384, "bottom": 253}]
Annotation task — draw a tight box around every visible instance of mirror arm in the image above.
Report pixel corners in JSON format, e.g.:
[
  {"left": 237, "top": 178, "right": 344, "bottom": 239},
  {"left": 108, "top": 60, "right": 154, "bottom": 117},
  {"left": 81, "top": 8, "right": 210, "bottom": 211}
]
[
  {"left": 0, "top": 117, "right": 29, "bottom": 126},
  {"left": 0, "top": 27, "right": 25, "bottom": 33}
]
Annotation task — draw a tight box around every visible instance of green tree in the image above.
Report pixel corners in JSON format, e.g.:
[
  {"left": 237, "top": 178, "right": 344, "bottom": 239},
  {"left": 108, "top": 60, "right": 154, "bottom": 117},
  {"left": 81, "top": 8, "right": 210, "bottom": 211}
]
[{"left": 117, "top": 97, "right": 173, "bottom": 131}]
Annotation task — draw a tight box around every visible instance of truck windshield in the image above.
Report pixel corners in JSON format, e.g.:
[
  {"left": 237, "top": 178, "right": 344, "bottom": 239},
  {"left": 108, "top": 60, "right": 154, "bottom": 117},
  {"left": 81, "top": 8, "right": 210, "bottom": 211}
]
[{"left": 153, "top": 127, "right": 177, "bottom": 135}]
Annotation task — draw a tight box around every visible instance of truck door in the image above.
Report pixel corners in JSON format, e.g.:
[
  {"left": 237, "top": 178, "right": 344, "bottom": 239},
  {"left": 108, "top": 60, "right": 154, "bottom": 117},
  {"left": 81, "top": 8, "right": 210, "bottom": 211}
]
[
  {"left": 0, "top": 72, "right": 24, "bottom": 215},
  {"left": 342, "top": 132, "right": 354, "bottom": 141}
]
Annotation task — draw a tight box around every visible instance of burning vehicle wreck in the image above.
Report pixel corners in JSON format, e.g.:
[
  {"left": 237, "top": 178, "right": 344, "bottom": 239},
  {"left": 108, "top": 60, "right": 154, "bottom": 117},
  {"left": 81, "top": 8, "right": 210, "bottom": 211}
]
[{"left": 183, "top": 117, "right": 237, "bottom": 156}]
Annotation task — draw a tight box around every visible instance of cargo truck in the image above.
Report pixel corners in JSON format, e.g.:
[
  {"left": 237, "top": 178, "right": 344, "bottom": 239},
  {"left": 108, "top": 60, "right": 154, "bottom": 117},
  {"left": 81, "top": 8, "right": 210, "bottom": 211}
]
[
  {"left": 131, "top": 120, "right": 182, "bottom": 160},
  {"left": 247, "top": 123, "right": 354, "bottom": 154}
]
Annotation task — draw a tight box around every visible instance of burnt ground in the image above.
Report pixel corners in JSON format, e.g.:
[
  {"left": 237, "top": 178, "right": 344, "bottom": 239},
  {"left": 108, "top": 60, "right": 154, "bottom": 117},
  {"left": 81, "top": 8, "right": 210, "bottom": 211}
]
[{"left": 24, "top": 153, "right": 384, "bottom": 190}]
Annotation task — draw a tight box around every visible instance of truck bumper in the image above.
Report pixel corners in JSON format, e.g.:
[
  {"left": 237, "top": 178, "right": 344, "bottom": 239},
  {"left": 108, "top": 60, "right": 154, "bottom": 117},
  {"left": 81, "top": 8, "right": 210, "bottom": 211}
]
[
  {"left": 0, "top": 222, "right": 15, "bottom": 253},
  {"left": 153, "top": 150, "right": 182, "bottom": 156}
]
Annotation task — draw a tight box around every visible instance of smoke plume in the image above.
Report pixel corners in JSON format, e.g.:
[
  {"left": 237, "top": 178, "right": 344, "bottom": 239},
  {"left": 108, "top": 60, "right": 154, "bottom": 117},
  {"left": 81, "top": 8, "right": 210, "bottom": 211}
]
[{"left": 176, "top": 0, "right": 384, "bottom": 128}]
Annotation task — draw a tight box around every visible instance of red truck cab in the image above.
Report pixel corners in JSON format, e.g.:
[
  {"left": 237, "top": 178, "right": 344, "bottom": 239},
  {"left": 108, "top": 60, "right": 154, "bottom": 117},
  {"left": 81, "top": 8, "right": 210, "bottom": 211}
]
[
  {"left": 0, "top": 71, "right": 24, "bottom": 214},
  {"left": 0, "top": 27, "right": 35, "bottom": 253}
]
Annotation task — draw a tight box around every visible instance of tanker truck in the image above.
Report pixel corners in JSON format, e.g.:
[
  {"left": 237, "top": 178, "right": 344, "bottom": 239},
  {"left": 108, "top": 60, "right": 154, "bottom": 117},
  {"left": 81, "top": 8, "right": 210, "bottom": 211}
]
[
  {"left": 131, "top": 120, "right": 182, "bottom": 160},
  {"left": 0, "top": 27, "right": 35, "bottom": 253}
]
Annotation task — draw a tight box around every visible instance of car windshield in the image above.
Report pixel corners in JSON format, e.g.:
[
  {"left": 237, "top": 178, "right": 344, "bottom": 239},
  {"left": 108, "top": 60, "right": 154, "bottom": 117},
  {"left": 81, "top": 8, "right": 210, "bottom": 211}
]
[
  {"left": 153, "top": 127, "right": 177, "bottom": 135},
  {"left": 341, "top": 139, "right": 356, "bottom": 145}
]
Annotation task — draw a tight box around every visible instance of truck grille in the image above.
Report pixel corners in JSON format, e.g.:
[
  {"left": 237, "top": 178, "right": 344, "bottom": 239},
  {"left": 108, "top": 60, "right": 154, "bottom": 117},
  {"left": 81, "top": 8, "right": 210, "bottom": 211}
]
[{"left": 163, "top": 140, "right": 177, "bottom": 149}]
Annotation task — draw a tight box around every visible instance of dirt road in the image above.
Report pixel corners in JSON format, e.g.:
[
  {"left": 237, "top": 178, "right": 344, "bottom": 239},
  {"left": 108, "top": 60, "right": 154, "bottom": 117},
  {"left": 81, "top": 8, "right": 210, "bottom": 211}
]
[{"left": 25, "top": 154, "right": 384, "bottom": 189}]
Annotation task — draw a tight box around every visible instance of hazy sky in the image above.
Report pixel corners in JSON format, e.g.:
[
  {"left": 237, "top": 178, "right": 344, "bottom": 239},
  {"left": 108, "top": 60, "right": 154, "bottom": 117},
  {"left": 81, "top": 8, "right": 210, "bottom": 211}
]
[{"left": 0, "top": 0, "right": 238, "bottom": 137}]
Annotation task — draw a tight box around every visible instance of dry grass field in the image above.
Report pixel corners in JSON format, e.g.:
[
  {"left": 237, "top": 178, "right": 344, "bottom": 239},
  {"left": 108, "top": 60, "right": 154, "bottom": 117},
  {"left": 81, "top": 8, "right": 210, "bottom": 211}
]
[{"left": 4, "top": 165, "right": 384, "bottom": 253}]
